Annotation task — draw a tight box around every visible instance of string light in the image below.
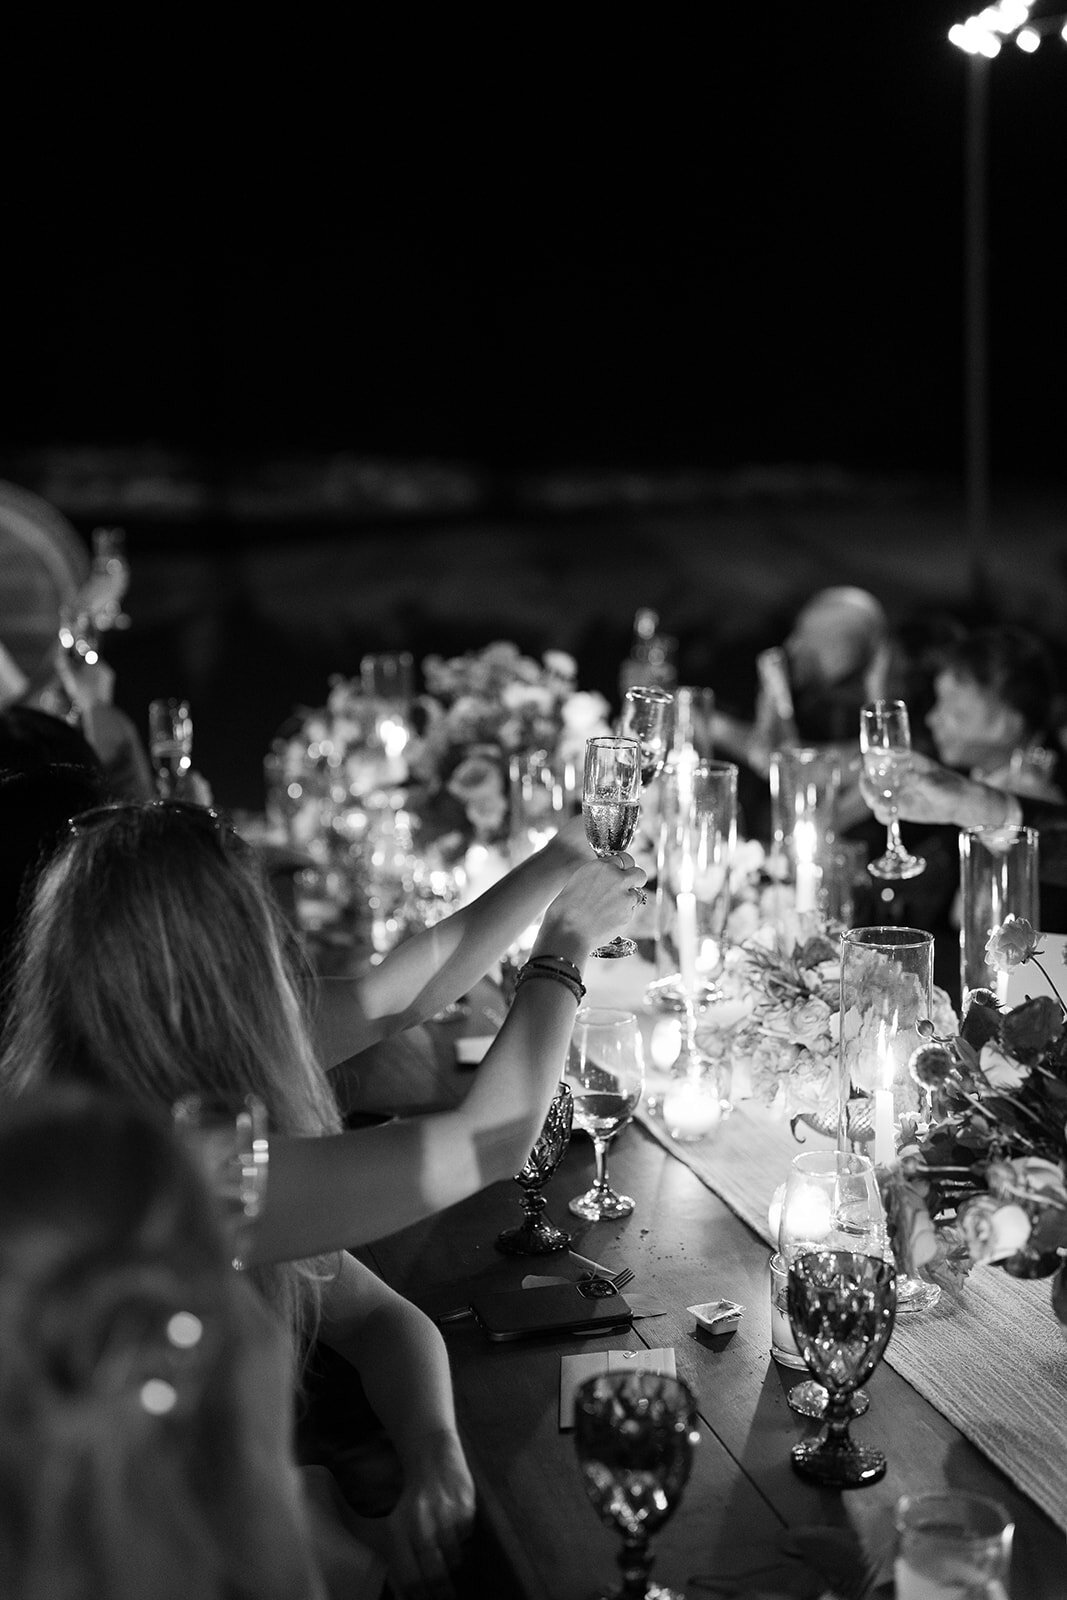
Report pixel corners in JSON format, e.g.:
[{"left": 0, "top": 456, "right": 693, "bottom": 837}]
[{"left": 949, "top": 0, "right": 1067, "bottom": 52}]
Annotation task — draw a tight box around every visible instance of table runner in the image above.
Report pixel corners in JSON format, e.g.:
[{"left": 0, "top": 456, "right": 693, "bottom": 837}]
[{"left": 583, "top": 958, "right": 1067, "bottom": 1531}]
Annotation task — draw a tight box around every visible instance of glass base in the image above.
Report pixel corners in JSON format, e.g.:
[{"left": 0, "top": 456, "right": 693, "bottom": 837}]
[
  {"left": 896, "top": 1275, "right": 941, "bottom": 1313},
  {"left": 787, "top": 1380, "right": 869, "bottom": 1420},
  {"left": 867, "top": 851, "right": 926, "bottom": 881},
  {"left": 568, "top": 1186, "right": 635, "bottom": 1221},
  {"left": 791, "top": 1433, "right": 887, "bottom": 1488},
  {"left": 596, "top": 1586, "right": 685, "bottom": 1600},
  {"left": 593, "top": 936, "right": 637, "bottom": 959},
  {"left": 495, "top": 1215, "right": 571, "bottom": 1255}
]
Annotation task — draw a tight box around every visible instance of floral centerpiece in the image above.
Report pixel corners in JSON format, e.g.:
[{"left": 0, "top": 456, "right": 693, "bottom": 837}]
[
  {"left": 696, "top": 906, "right": 959, "bottom": 1129},
  {"left": 884, "top": 915, "right": 1067, "bottom": 1321},
  {"left": 405, "top": 642, "right": 611, "bottom": 854}
]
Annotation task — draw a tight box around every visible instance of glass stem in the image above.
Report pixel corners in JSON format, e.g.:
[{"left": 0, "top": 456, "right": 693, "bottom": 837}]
[
  {"left": 617, "top": 1533, "right": 653, "bottom": 1600},
  {"left": 886, "top": 817, "right": 905, "bottom": 856},
  {"left": 824, "top": 1388, "right": 853, "bottom": 1447},
  {"left": 591, "top": 1136, "right": 613, "bottom": 1198}
]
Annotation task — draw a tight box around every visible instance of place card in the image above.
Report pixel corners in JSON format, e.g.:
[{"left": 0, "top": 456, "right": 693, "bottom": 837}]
[{"left": 559, "top": 1347, "right": 676, "bottom": 1430}]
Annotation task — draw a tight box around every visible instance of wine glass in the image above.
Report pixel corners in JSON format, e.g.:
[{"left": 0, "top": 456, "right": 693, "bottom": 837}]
[
  {"left": 565, "top": 1007, "right": 644, "bottom": 1221},
  {"left": 776, "top": 1150, "right": 886, "bottom": 1420},
  {"left": 787, "top": 1249, "right": 897, "bottom": 1488},
  {"left": 620, "top": 686, "right": 675, "bottom": 785},
  {"left": 172, "top": 1093, "right": 269, "bottom": 1271},
  {"left": 496, "top": 1078, "right": 574, "bottom": 1255},
  {"left": 583, "top": 735, "right": 642, "bottom": 959},
  {"left": 574, "top": 1370, "right": 699, "bottom": 1600},
  {"left": 860, "top": 700, "right": 926, "bottom": 880},
  {"left": 149, "top": 697, "right": 194, "bottom": 798}
]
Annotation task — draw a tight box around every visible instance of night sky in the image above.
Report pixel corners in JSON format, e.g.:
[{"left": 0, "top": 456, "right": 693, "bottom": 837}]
[{"left": 6, "top": 7, "right": 1066, "bottom": 484}]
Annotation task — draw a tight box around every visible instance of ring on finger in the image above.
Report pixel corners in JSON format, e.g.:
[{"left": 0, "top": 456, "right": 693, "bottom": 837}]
[{"left": 629, "top": 886, "right": 648, "bottom": 906}]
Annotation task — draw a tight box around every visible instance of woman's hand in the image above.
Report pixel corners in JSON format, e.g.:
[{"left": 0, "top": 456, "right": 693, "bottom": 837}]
[
  {"left": 381, "top": 1430, "right": 476, "bottom": 1599},
  {"left": 538, "top": 811, "right": 596, "bottom": 872},
  {"left": 536, "top": 850, "right": 647, "bottom": 964}
]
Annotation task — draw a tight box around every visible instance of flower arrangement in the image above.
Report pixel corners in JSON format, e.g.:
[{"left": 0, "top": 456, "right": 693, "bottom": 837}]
[
  {"left": 405, "top": 642, "right": 611, "bottom": 852},
  {"left": 698, "top": 908, "right": 959, "bottom": 1128},
  {"left": 883, "top": 915, "right": 1067, "bottom": 1320}
]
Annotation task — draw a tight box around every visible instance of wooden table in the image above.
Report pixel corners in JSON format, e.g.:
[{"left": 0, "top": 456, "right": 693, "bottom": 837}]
[{"left": 359, "top": 1111, "right": 1065, "bottom": 1598}]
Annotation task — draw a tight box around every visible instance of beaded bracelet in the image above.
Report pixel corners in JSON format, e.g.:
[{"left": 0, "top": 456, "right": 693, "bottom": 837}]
[
  {"left": 525, "top": 953, "right": 587, "bottom": 991},
  {"left": 513, "top": 961, "right": 586, "bottom": 1006}
]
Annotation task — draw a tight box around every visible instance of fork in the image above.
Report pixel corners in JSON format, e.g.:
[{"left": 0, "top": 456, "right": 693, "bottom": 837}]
[{"left": 578, "top": 1265, "right": 635, "bottom": 1294}]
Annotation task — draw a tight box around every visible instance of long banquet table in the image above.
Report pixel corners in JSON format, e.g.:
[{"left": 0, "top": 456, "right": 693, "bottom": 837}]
[{"left": 350, "top": 967, "right": 1067, "bottom": 1599}]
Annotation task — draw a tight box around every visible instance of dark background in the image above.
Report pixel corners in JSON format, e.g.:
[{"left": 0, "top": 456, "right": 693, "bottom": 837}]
[{"left": 2, "top": 9, "right": 1065, "bottom": 806}]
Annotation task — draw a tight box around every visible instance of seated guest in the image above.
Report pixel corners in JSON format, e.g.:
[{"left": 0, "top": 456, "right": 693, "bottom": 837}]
[
  {"left": 0, "top": 1086, "right": 331, "bottom": 1600},
  {"left": 0, "top": 799, "right": 641, "bottom": 1594},
  {"left": 926, "top": 623, "right": 1064, "bottom": 802}
]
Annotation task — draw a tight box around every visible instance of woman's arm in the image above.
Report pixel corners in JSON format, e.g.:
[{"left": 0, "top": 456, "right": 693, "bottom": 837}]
[
  {"left": 312, "top": 814, "right": 594, "bottom": 1066},
  {"left": 317, "top": 1251, "right": 475, "bottom": 1599},
  {"left": 252, "top": 851, "right": 646, "bottom": 1261}
]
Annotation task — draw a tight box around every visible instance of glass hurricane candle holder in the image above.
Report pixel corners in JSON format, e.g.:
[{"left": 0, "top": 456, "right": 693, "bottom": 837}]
[{"left": 959, "top": 825, "right": 1038, "bottom": 1007}]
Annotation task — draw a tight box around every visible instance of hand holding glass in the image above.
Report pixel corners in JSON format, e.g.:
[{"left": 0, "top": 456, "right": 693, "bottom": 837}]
[
  {"left": 583, "top": 736, "right": 642, "bottom": 959},
  {"left": 565, "top": 1007, "right": 644, "bottom": 1221},
  {"left": 860, "top": 699, "right": 925, "bottom": 880}
]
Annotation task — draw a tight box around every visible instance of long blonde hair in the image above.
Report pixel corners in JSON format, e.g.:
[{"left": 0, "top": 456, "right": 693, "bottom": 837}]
[{"left": 0, "top": 802, "right": 343, "bottom": 1356}]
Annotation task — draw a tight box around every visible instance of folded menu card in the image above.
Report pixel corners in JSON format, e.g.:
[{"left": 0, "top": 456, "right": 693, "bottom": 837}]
[{"left": 558, "top": 1347, "right": 676, "bottom": 1430}]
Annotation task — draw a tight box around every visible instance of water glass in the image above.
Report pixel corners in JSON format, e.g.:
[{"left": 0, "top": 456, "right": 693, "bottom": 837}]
[
  {"left": 959, "top": 825, "right": 1039, "bottom": 1006},
  {"left": 149, "top": 697, "right": 194, "bottom": 798},
  {"left": 894, "top": 1492, "right": 1013, "bottom": 1599}
]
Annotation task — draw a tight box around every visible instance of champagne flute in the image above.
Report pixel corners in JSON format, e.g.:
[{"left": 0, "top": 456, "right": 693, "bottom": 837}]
[
  {"left": 565, "top": 1007, "right": 644, "bottom": 1221},
  {"left": 583, "top": 735, "right": 642, "bottom": 959},
  {"left": 149, "top": 697, "right": 194, "bottom": 798},
  {"left": 620, "top": 686, "right": 675, "bottom": 785},
  {"left": 574, "top": 1370, "right": 699, "bottom": 1600},
  {"left": 776, "top": 1150, "right": 886, "bottom": 1419},
  {"left": 860, "top": 699, "right": 926, "bottom": 880},
  {"left": 787, "top": 1249, "right": 897, "bottom": 1488}
]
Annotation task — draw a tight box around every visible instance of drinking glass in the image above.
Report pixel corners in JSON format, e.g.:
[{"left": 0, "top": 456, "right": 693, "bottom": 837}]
[
  {"left": 860, "top": 700, "right": 926, "bottom": 881},
  {"left": 583, "top": 736, "right": 642, "bottom": 958},
  {"left": 959, "top": 825, "right": 1039, "bottom": 1007},
  {"left": 574, "top": 1370, "right": 699, "bottom": 1600},
  {"left": 172, "top": 1092, "right": 269, "bottom": 1271},
  {"left": 565, "top": 1007, "right": 644, "bottom": 1221},
  {"left": 149, "top": 697, "right": 194, "bottom": 798},
  {"left": 787, "top": 1249, "right": 897, "bottom": 1488},
  {"left": 509, "top": 748, "right": 566, "bottom": 862},
  {"left": 496, "top": 1078, "right": 574, "bottom": 1255},
  {"left": 777, "top": 1150, "right": 886, "bottom": 1419},
  {"left": 894, "top": 1491, "right": 1013, "bottom": 1600},
  {"left": 620, "top": 686, "right": 675, "bottom": 785},
  {"left": 88, "top": 526, "right": 131, "bottom": 631}
]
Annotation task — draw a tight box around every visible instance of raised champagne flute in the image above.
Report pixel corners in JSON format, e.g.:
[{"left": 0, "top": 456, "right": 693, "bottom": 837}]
[
  {"left": 583, "top": 735, "right": 642, "bottom": 958},
  {"left": 860, "top": 699, "right": 926, "bottom": 880},
  {"left": 172, "top": 1092, "right": 269, "bottom": 1272},
  {"left": 787, "top": 1249, "right": 897, "bottom": 1488},
  {"left": 565, "top": 1007, "right": 644, "bottom": 1221},
  {"left": 574, "top": 1370, "right": 699, "bottom": 1600},
  {"left": 620, "top": 686, "right": 675, "bottom": 785},
  {"left": 149, "top": 697, "right": 194, "bottom": 799}
]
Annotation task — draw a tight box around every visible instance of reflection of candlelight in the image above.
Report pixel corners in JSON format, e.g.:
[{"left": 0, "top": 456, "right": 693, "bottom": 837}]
[
  {"left": 676, "top": 890, "right": 699, "bottom": 995},
  {"left": 793, "top": 819, "right": 818, "bottom": 913},
  {"left": 874, "top": 1021, "right": 895, "bottom": 1167},
  {"left": 782, "top": 1185, "right": 832, "bottom": 1246},
  {"left": 663, "top": 1075, "right": 722, "bottom": 1141}
]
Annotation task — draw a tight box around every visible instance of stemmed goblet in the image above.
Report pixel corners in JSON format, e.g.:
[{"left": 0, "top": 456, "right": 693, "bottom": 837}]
[
  {"left": 496, "top": 1078, "right": 574, "bottom": 1255},
  {"left": 583, "top": 735, "right": 642, "bottom": 959},
  {"left": 565, "top": 1007, "right": 644, "bottom": 1222},
  {"left": 574, "top": 1370, "right": 699, "bottom": 1600},
  {"left": 149, "top": 697, "right": 194, "bottom": 799},
  {"left": 776, "top": 1150, "right": 886, "bottom": 1420},
  {"left": 787, "top": 1248, "right": 897, "bottom": 1488},
  {"left": 860, "top": 699, "right": 926, "bottom": 880},
  {"left": 620, "top": 686, "right": 675, "bottom": 786}
]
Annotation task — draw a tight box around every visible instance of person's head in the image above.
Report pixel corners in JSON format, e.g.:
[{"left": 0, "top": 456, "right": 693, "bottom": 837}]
[
  {"left": 0, "top": 704, "right": 107, "bottom": 778},
  {"left": 785, "top": 587, "right": 889, "bottom": 691},
  {"left": 926, "top": 625, "right": 1059, "bottom": 773},
  {"left": 1, "top": 800, "right": 342, "bottom": 1347},
  {"left": 0, "top": 1086, "right": 319, "bottom": 1600}
]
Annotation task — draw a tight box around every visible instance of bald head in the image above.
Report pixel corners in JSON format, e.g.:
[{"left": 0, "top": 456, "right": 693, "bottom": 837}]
[{"left": 787, "top": 587, "right": 888, "bottom": 689}]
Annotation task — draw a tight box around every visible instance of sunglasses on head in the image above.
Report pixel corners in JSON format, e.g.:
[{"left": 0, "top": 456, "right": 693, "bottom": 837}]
[{"left": 67, "top": 800, "right": 242, "bottom": 852}]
